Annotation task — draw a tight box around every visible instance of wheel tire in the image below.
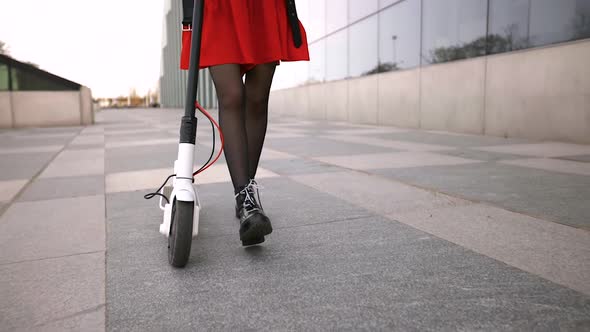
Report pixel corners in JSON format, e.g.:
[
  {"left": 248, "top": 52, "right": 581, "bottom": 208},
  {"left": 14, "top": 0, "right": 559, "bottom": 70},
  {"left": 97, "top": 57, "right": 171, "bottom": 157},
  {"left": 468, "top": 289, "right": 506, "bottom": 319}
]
[{"left": 168, "top": 200, "right": 194, "bottom": 268}]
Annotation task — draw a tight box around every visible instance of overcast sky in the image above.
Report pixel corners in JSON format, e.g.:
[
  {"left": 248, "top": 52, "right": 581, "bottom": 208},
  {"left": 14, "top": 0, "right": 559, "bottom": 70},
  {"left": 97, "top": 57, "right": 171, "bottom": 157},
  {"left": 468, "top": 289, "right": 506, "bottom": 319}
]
[{"left": 0, "top": 0, "right": 164, "bottom": 98}]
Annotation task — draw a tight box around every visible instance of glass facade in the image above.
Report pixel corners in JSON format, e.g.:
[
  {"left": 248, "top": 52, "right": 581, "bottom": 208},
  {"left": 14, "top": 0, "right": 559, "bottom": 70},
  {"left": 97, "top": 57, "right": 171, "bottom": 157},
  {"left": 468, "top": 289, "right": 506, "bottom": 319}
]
[
  {"left": 0, "top": 55, "right": 80, "bottom": 91},
  {"left": 281, "top": 0, "right": 590, "bottom": 89}
]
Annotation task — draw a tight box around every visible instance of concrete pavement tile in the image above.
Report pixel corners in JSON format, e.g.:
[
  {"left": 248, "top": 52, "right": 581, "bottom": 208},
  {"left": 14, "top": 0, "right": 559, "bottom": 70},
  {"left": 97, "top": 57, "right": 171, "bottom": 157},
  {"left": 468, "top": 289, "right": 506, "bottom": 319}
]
[
  {"left": 324, "top": 127, "right": 410, "bottom": 135},
  {"left": 18, "top": 175, "right": 104, "bottom": 202},
  {"left": 69, "top": 134, "right": 105, "bottom": 146},
  {"left": 556, "top": 154, "right": 590, "bottom": 163},
  {"left": 389, "top": 203, "right": 590, "bottom": 295},
  {"left": 500, "top": 158, "right": 590, "bottom": 176},
  {"left": 106, "top": 142, "right": 222, "bottom": 174},
  {"left": 106, "top": 213, "right": 590, "bottom": 331},
  {"left": 105, "top": 165, "right": 279, "bottom": 193},
  {"left": 375, "top": 131, "right": 527, "bottom": 148},
  {"left": 319, "top": 135, "right": 454, "bottom": 151},
  {"left": 80, "top": 126, "right": 104, "bottom": 135},
  {"left": 266, "top": 137, "right": 395, "bottom": 157},
  {"left": 475, "top": 142, "right": 590, "bottom": 158},
  {"left": 0, "top": 252, "right": 105, "bottom": 331},
  {"left": 0, "top": 136, "right": 73, "bottom": 148},
  {"left": 105, "top": 132, "right": 174, "bottom": 144},
  {"left": 372, "top": 163, "right": 590, "bottom": 229},
  {"left": 5, "top": 132, "right": 76, "bottom": 140},
  {"left": 259, "top": 157, "right": 343, "bottom": 176},
  {"left": 106, "top": 177, "right": 371, "bottom": 238},
  {"left": 105, "top": 128, "right": 169, "bottom": 136},
  {"left": 0, "top": 145, "right": 63, "bottom": 155},
  {"left": 265, "top": 132, "right": 306, "bottom": 139},
  {"left": 0, "top": 195, "right": 105, "bottom": 264},
  {"left": 0, "top": 179, "right": 28, "bottom": 202},
  {"left": 260, "top": 148, "right": 298, "bottom": 160},
  {"left": 291, "top": 171, "right": 472, "bottom": 217},
  {"left": 105, "top": 138, "right": 177, "bottom": 149},
  {"left": 436, "top": 147, "right": 529, "bottom": 161},
  {"left": 39, "top": 148, "right": 104, "bottom": 178},
  {"left": 18, "top": 306, "right": 105, "bottom": 332},
  {"left": 0, "top": 152, "right": 57, "bottom": 181},
  {"left": 314, "top": 151, "right": 481, "bottom": 170}
]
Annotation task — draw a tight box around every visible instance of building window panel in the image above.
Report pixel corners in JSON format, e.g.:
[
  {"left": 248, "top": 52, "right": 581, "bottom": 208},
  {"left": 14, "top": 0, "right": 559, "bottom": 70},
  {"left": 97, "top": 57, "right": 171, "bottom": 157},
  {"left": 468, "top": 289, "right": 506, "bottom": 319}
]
[
  {"left": 326, "top": 0, "right": 348, "bottom": 33},
  {"left": 309, "top": 40, "right": 326, "bottom": 83},
  {"left": 530, "top": 0, "right": 590, "bottom": 47},
  {"left": 0, "top": 64, "right": 9, "bottom": 91},
  {"left": 349, "top": 0, "right": 379, "bottom": 23},
  {"left": 326, "top": 29, "right": 348, "bottom": 81},
  {"left": 306, "top": 0, "right": 326, "bottom": 41},
  {"left": 421, "top": 0, "right": 488, "bottom": 65},
  {"left": 378, "top": 0, "right": 421, "bottom": 72},
  {"left": 379, "top": 0, "right": 403, "bottom": 9},
  {"left": 488, "top": 0, "right": 531, "bottom": 54},
  {"left": 349, "top": 16, "right": 379, "bottom": 77}
]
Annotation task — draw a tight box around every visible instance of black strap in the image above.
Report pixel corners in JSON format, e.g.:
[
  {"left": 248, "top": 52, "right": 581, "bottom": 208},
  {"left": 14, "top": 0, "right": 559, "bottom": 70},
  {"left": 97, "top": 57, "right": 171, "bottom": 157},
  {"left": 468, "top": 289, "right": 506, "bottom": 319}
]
[
  {"left": 182, "top": 0, "right": 194, "bottom": 25},
  {"left": 285, "top": 0, "right": 302, "bottom": 48}
]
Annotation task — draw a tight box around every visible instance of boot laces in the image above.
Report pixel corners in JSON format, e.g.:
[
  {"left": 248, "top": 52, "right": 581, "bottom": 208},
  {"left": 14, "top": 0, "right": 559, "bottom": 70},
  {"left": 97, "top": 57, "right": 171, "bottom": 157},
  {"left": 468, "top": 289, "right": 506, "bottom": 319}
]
[{"left": 235, "top": 179, "right": 263, "bottom": 211}]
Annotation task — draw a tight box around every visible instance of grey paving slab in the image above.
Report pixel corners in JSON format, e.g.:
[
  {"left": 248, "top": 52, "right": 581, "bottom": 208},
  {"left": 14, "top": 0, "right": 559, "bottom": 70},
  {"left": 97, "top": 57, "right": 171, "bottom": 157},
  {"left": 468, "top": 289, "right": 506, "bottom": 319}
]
[
  {"left": 39, "top": 148, "right": 104, "bottom": 178},
  {"left": 105, "top": 131, "right": 174, "bottom": 144},
  {"left": 265, "top": 136, "right": 398, "bottom": 157},
  {"left": 0, "top": 179, "right": 28, "bottom": 202},
  {"left": 17, "top": 306, "right": 105, "bottom": 332},
  {"left": 106, "top": 212, "right": 590, "bottom": 331},
  {"left": 557, "top": 154, "right": 590, "bottom": 163},
  {"left": 259, "top": 157, "right": 344, "bottom": 176},
  {"left": 0, "top": 152, "right": 57, "bottom": 181},
  {"left": 0, "top": 135, "right": 73, "bottom": 148},
  {"left": 374, "top": 131, "right": 529, "bottom": 148},
  {"left": 105, "top": 143, "right": 223, "bottom": 174},
  {"left": 18, "top": 175, "right": 105, "bottom": 202},
  {"left": 390, "top": 203, "right": 590, "bottom": 295},
  {"left": 0, "top": 195, "right": 105, "bottom": 264},
  {"left": 106, "top": 176, "right": 372, "bottom": 239},
  {"left": 436, "top": 148, "right": 530, "bottom": 162},
  {"left": 371, "top": 162, "right": 590, "bottom": 229},
  {"left": 0, "top": 252, "right": 105, "bottom": 331}
]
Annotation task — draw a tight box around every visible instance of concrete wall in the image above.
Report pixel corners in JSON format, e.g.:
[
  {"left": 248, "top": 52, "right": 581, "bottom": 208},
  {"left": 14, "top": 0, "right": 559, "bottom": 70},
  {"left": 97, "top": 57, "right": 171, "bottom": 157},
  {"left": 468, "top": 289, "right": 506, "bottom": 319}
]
[
  {"left": 269, "top": 39, "right": 590, "bottom": 143},
  {"left": 0, "top": 92, "right": 12, "bottom": 127},
  {"left": 0, "top": 88, "right": 94, "bottom": 129}
]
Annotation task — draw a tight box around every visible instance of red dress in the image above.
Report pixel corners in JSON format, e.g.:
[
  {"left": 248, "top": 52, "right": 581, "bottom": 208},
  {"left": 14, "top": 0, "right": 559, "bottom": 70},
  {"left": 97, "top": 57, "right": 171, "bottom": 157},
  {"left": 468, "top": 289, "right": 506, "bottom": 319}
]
[{"left": 181, "top": 0, "right": 310, "bottom": 74}]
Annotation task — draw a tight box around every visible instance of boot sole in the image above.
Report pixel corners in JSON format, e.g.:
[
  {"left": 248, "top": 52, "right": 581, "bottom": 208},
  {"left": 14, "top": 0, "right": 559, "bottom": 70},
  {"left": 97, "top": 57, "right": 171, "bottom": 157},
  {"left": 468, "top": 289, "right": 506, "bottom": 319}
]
[{"left": 239, "top": 215, "right": 273, "bottom": 246}]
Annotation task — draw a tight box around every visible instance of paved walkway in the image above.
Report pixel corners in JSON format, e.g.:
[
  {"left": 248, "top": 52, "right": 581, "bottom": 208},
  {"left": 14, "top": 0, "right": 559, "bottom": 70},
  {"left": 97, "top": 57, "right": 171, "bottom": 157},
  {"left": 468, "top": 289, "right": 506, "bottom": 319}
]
[{"left": 1, "top": 108, "right": 589, "bottom": 331}]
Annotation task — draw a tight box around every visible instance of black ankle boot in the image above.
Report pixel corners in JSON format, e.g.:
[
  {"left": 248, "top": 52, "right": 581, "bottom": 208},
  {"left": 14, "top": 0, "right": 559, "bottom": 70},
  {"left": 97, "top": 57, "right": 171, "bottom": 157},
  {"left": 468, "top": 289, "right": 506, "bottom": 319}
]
[{"left": 234, "top": 180, "right": 272, "bottom": 246}]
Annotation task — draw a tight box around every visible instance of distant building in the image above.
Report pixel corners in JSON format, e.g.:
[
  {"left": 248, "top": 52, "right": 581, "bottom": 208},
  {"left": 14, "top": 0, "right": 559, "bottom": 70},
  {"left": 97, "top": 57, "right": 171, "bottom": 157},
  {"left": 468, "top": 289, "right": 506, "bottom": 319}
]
[
  {"left": 0, "top": 54, "right": 93, "bottom": 128},
  {"left": 159, "top": 0, "right": 217, "bottom": 109}
]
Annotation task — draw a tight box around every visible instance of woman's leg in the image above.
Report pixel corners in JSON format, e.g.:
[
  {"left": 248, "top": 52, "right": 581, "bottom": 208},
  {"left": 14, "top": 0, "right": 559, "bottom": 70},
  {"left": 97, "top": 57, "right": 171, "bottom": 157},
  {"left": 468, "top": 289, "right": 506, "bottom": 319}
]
[
  {"left": 244, "top": 62, "right": 277, "bottom": 179},
  {"left": 209, "top": 64, "right": 249, "bottom": 193}
]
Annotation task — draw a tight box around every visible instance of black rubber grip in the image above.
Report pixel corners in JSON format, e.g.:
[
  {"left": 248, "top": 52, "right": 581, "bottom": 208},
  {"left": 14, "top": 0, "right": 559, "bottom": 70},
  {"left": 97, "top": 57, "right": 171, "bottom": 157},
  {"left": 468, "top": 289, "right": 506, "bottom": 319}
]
[{"left": 179, "top": 115, "right": 198, "bottom": 144}]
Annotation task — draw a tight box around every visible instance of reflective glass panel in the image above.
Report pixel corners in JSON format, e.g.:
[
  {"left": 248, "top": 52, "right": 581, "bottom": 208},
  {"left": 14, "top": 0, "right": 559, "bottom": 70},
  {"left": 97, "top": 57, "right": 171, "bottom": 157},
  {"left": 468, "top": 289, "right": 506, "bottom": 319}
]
[
  {"left": 309, "top": 40, "right": 326, "bottom": 83},
  {"left": 326, "top": 0, "right": 348, "bottom": 33},
  {"left": 530, "top": 0, "right": 590, "bottom": 47},
  {"left": 379, "top": 0, "right": 402, "bottom": 9},
  {"left": 488, "top": 0, "right": 531, "bottom": 54},
  {"left": 349, "top": 16, "right": 379, "bottom": 77},
  {"left": 378, "top": 0, "right": 421, "bottom": 71},
  {"left": 421, "top": 0, "right": 488, "bottom": 64},
  {"left": 348, "top": 0, "right": 378, "bottom": 23},
  {"left": 326, "top": 29, "right": 348, "bottom": 80},
  {"left": 10, "top": 66, "right": 77, "bottom": 91},
  {"left": 306, "top": 0, "right": 326, "bottom": 41},
  {"left": 0, "top": 64, "right": 9, "bottom": 91}
]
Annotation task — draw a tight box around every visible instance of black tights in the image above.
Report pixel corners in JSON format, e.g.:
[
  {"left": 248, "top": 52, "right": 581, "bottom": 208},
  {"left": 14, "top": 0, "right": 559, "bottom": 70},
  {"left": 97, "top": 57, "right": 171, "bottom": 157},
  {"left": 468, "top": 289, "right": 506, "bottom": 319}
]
[{"left": 209, "top": 63, "right": 276, "bottom": 194}]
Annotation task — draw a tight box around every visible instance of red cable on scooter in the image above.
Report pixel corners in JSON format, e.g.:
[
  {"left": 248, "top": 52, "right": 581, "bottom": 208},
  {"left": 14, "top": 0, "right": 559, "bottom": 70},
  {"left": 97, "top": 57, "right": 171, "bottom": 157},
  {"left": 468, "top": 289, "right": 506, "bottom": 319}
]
[{"left": 193, "top": 101, "right": 224, "bottom": 176}]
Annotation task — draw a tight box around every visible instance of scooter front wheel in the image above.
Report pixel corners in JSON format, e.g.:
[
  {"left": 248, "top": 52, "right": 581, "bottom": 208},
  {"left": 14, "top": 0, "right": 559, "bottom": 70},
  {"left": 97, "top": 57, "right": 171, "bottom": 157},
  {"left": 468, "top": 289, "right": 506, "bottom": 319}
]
[{"left": 168, "top": 200, "right": 194, "bottom": 267}]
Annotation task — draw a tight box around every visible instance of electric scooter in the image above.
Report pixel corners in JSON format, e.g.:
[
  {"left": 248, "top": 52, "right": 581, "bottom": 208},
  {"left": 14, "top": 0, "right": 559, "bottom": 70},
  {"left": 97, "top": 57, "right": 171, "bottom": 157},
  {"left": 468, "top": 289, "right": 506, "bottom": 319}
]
[{"left": 145, "top": 0, "right": 224, "bottom": 268}]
